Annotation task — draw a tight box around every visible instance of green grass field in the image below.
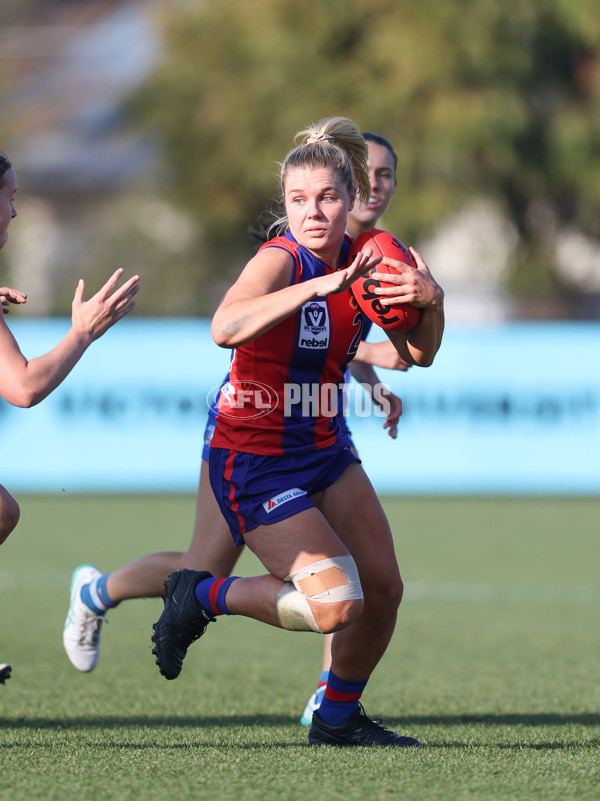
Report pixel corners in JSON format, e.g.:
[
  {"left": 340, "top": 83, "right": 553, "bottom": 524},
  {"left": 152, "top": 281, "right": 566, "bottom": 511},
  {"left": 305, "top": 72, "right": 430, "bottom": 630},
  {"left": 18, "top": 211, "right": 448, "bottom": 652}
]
[{"left": 1, "top": 494, "right": 598, "bottom": 800}]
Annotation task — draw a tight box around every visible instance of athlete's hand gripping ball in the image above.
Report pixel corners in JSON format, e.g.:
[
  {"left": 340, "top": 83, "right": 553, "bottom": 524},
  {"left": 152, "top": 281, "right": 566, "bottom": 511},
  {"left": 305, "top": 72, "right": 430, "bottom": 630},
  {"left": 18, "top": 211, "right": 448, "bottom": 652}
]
[{"left": 349, "top": 229, "right": 422, "bottom": 332}]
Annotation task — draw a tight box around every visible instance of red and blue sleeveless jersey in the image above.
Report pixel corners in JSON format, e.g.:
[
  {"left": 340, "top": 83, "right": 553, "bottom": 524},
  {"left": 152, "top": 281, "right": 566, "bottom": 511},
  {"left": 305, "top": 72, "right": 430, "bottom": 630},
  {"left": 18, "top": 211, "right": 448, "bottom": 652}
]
[{"left": 211, "top": 232, "right": 364, "bottom": 455}]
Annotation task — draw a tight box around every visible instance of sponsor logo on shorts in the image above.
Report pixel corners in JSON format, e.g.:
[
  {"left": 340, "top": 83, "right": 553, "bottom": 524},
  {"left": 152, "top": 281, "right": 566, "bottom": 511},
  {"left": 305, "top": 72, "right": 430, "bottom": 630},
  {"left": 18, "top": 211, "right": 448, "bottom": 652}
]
[
  {"left": 299, "top": 300, "right": 329, "bottom": 349},
  {"left": 263, "top": 488, "right": 307, "bottom": 513}
]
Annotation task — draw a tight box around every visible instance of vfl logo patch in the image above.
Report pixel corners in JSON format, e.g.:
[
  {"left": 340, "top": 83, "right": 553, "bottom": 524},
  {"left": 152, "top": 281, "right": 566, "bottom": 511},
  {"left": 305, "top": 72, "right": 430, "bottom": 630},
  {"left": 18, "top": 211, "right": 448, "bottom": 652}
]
[
  {"left": 299, "top": 300, "right": 329, "bottom": 349},
  {"left": 263, "top": 488, "right": 307, "bottom": 513}
]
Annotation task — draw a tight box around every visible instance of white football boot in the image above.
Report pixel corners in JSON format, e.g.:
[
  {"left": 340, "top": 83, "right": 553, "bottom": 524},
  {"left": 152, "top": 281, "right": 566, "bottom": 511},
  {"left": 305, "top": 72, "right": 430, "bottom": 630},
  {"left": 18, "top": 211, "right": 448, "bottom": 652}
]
[
  {"left": 300, "top": 685, "right": 326, "bottom": 726},
  {"left": 63, "top": 564, "right": 105, "bottom": 672}
]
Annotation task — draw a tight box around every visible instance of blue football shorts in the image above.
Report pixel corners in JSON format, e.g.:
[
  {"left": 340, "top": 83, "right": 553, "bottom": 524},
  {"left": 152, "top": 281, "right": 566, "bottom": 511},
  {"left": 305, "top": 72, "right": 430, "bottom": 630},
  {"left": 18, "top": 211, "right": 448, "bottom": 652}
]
[{"left": 208, "top": 442, "right": 360, "bottom": 546}]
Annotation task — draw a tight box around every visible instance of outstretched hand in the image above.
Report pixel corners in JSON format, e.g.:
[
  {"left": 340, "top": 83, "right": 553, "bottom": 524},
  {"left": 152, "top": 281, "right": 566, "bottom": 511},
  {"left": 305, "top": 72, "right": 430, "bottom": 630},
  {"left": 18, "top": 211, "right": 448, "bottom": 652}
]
[
  {"left": 1, "top": 287, "right": 27, "bottom": 315},
  {"left": 71, "top": 268, "right": 140, "bottom": 343}
]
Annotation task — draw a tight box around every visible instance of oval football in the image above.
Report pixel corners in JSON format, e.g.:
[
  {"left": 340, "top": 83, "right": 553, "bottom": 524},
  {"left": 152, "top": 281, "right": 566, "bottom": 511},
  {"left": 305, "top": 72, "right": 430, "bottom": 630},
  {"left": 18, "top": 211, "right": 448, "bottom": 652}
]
[{"left": 349, "top": 229, "right": 422, "bottom": 332}]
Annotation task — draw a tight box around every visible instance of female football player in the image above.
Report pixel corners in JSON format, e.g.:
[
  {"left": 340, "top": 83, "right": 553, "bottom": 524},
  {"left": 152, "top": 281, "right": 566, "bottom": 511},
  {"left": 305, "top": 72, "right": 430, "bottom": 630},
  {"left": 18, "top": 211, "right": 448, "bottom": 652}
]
[
  {"left": 149, "top": 117, "right": 444, "bottom": 746},
  {"left": 62, "top": 133, "right": 438, "bottom": 731}
]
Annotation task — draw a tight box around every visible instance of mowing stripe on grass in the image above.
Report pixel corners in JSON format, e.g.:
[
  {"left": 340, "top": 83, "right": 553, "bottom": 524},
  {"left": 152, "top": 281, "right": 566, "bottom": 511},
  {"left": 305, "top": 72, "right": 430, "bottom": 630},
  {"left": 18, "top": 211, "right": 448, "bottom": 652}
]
[{"left": 405, "top": 582, "right": 600, "bottom": 603}]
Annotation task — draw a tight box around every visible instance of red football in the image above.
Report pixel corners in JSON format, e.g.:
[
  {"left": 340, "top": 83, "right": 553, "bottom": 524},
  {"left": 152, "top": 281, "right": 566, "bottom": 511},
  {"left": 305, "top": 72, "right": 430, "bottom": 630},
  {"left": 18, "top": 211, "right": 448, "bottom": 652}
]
[{"left": 349, "top": 229, "right": 423, "bottom": 332}]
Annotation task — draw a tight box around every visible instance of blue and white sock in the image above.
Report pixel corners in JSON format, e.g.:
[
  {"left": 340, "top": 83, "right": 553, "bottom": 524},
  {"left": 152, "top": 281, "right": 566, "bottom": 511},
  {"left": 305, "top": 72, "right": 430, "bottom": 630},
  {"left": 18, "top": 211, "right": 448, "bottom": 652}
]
[{"left": 81, "top": 573, "right": 119, "bottom": 615}]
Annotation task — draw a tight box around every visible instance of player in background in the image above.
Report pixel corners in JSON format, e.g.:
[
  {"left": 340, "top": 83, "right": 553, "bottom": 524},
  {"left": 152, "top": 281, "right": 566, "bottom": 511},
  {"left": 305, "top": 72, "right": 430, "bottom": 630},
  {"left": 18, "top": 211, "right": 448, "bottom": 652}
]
[
  {"left": 0, "top": 150, "right": 140, "bottom": 685},
  {"left": 61, "top": 133, "right": 430, "bottom": 725},
  {"left": 299, "top": 131, "right": 407, "bottom": 724},
  {"left": 150, "top": 116, "right": 444, "bottom": 747}
]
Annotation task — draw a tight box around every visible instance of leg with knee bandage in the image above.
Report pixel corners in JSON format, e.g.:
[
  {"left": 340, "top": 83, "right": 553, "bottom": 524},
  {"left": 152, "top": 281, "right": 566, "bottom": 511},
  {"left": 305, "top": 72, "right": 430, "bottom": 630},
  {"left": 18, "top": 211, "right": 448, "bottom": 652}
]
[{"left": 276, "top": 555, "right": 363, "bottom": 633}]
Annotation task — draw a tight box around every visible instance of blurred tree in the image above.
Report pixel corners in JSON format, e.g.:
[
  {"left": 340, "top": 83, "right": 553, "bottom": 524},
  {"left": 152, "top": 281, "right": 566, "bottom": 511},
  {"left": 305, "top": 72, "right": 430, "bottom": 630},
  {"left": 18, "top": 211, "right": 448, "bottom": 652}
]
[{"left": 127, "top": 0, "right": 600, "bottom": 316}]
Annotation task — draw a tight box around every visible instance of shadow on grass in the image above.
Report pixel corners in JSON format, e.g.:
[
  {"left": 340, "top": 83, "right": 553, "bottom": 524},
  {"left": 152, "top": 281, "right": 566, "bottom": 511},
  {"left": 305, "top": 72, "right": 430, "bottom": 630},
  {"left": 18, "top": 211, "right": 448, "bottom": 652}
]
[
  {"left": 390, "top": 713, "right": 600, "bottom": 727},
  {"left": 1, "top": 712, "right": 599, "bottom": 730}
]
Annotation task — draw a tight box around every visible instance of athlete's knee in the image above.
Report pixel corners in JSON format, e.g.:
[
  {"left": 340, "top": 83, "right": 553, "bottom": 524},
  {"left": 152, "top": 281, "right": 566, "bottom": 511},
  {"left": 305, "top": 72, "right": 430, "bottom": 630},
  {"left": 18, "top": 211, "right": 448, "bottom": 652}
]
[
  {"left": 275, "top": 554, "right": 363, "bottom": 634},
  {"left": 365, "top": 570, "right": 403, "bottom": 615},
  {"left": 389, "top": 574, "right": 404, "bottom": 609},
  {"left": 0, "top": 495, "right": 20, "bottom": 545},
  {"left": 311, "top": 596, "right": 363, "bottom": 634}
]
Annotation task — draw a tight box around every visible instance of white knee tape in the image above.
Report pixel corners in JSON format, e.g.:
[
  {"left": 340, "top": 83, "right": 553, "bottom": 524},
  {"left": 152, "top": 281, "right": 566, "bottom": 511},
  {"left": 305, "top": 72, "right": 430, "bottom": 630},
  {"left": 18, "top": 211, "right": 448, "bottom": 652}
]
[
  {"left": 276, "top": 582, "right": 321, "bottom": 632},
  {"left": 289, "top": 555, "right": 363, "bottom": 602},
  {"left": 275, "top": 555, "right": 363, "bottom": 632}
]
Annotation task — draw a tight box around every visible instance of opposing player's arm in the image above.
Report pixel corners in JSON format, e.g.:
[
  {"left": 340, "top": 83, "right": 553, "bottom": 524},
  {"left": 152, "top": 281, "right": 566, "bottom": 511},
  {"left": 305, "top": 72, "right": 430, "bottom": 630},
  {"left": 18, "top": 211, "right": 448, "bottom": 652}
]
[
  {"left": 1, "top": 286, "right": 27, "bottom": 314},
  {"left": 0, "top": 311, "right": 89, "bottom": 407},
  {"left": 0, "top": 269, "right": 139, "bottom": 408}
]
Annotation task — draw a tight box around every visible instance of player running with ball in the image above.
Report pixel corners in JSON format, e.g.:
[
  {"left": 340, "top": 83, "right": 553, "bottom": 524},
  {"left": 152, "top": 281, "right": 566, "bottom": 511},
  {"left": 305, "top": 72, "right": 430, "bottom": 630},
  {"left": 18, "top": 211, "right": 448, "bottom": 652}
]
[
  {"left": 150, "top": 117, "right": 444, "bottom": 747},
  {"left": 62, "top": 135, "right": 407, "bottom": 703}
]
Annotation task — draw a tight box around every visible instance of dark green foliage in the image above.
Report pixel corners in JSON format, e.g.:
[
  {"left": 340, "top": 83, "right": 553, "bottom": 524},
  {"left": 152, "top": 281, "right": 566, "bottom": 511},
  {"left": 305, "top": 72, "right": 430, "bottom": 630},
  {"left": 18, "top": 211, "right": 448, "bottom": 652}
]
[{"left": 126, "top": 0, "right": 600, "bottom": 313}]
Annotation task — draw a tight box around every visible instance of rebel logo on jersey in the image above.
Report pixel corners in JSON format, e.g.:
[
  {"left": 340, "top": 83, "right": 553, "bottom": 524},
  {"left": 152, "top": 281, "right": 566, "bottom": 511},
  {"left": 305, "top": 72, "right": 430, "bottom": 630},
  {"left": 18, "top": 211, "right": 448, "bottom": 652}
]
[{"left": 299, "top": 300, "right": 330, "bottom": 349}]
